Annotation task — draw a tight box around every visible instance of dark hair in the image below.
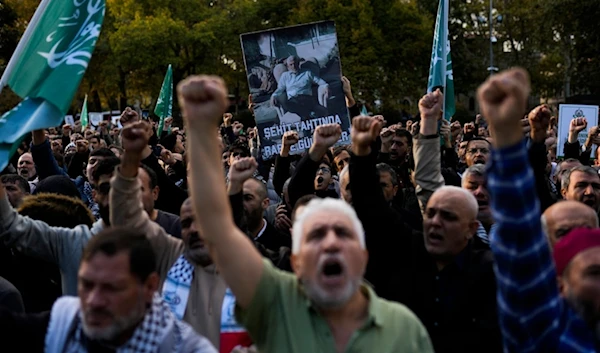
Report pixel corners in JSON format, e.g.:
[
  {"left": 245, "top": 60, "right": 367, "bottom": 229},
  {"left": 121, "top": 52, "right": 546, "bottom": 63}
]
[
  {"left": 465, "top": 137, "right": 491, "bottom": 150},
  {"left": 394, "top": 129, "right": 413, "bottom": 146},
  {"left": 0, "top": 174, "right": 30, "bottom": 194},
  {"left": 92, "top": 157, "right": 121, "bottom": 183},
  {"left": 140, "top": 164, "right": 158, "bottom": 189},
  {"left": 376, "top": 163, "right": 398, "bottom": 186},
  {"left": 82, "top": 226, "right": 157, "bottom": 282},
  {"left": 227, "top": 141, "right": 250, "bottom": 156},
  {"left": 90, "top": 147, "right": 116, "bottom": 158},
  {"left": 246, "top": 177, "right": 268, "bottom": 201},
  {"left": 292, "top": 194, "right": 318, "bottom": 221},
  {"left": 319, "top": 159, "right": 337, "bottom": 176},
  {"left": 333, "top": 145, "right": 349, "bottom": 158},
  {"left": 88, "top": 135, "right": 101, "bottom": 143}
]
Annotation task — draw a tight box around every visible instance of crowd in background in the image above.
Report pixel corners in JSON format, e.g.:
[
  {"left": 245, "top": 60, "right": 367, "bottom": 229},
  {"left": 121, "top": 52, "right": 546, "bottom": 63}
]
[{"left": 0, "top": 69, "right": 599, "bottom": 353}]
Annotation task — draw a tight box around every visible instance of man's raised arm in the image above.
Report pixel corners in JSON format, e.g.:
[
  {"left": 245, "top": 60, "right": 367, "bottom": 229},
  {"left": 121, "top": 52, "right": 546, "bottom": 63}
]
[{"left": 179, "top": 76, "right": 264, "bottom": 309}]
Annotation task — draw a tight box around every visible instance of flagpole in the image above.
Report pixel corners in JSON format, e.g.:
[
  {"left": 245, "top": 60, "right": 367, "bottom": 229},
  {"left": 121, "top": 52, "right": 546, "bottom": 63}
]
[
  {"left": 441, "top": 0, "right": 449, "bottom": 119},
  {"left": 0, "top": 0, "right": 52, "bottom": 96}
]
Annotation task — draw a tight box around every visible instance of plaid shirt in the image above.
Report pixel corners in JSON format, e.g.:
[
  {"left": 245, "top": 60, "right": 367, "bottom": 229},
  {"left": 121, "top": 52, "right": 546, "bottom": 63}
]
[{"left": 487, "top": 139, "right": 597, "bottom": 353}]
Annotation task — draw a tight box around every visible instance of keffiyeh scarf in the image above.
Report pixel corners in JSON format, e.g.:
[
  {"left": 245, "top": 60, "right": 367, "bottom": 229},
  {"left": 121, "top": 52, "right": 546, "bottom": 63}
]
[
  {"left": 162, "top": 255, "right": 195, "bottom": 320},
  {"left": 64, "top": 295, "right": 176, "bottom": 353}
]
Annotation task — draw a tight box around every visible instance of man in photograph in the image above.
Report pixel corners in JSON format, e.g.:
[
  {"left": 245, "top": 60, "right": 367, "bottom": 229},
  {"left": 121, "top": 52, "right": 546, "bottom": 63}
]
[{"left": 270, "top": 55, "right": 329, "bottom": 119}]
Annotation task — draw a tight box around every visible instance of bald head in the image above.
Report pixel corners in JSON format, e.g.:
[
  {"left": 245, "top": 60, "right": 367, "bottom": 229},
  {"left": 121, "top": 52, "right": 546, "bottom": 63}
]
[
  {"left": 542, "top": 201, "right": 599, "bottom": 247},
  {"left": 431, "top": 186, "right": 478, "bottom": 221}
]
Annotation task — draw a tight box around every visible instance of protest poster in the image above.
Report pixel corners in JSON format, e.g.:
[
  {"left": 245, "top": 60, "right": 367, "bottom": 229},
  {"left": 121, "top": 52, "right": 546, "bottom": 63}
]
[
  {"left": 64, "top": 115, "right": 75, "bottom": 126},
  {"left": 240, "top": 21, "right": 350, "bottom": 159},
  {"left": 557, "top": 104, "right": 599, "bottom": 158}
]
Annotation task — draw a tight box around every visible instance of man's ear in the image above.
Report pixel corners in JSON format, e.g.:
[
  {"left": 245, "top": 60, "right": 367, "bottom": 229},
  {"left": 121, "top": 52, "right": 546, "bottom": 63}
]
[
  {"left": 91, "top": 189, "right": 97, "bottom": 201},
  {"left": 152, "top": 186, "right": 160, "bottom": 201},
  {"left": 262, "top": 197, "right": 270, "bottom": 210},
  {"left": 557, "top": 275, "right": 568, "bottom": 298},
  {"left": 561, "top": 187, "right": 567, "bottom": 199},
  {"left": 392, "top": 185, "right": 399, "bottom": 197},
  {"left": 144, "top": 272, "right": 160, "bottom": 303},
  {"left": 467, "top": 221, "right": 479, "bottom": 240}
]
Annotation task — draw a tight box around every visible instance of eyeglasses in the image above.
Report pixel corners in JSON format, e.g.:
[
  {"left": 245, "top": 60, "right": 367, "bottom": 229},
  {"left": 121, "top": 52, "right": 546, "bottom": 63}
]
[
  {"left": 466, "top": 148, "right": 490, "bottom": 155},
  {"left": 318, "top": 167, "right": 331, "bottom": 174},
  {"left": 232, "top": 151, "right": 248, "bottom": 158},
  {"left": 94, "top": 182, "right": 111, "bottom": 195}
]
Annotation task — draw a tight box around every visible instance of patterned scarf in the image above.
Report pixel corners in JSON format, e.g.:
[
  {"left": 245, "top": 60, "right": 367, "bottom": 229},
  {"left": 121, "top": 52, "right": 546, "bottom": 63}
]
[
  {"left": 64, "top": 294, "right": 176, "bottom": 353},
  {"left": 162, "top": 255, "right": 195, "bottom": 320},
  {"left": 82, "top": 180, "right": 100, "bottom": 220}
]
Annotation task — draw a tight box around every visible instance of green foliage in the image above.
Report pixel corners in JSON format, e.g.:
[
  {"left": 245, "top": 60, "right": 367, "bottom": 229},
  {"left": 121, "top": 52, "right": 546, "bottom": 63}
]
[{"left": 1, "top": 0, "right": 600, "bottom": 119}]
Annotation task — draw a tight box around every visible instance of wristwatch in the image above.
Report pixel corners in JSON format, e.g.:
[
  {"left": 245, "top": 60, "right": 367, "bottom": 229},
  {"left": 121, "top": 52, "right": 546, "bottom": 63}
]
[{"left": 417, "top": 133, "right": 439, "bottom": 140}]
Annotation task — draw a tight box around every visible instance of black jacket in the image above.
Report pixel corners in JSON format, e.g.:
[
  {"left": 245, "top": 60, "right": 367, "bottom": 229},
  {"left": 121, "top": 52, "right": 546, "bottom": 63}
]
[{"left": 350, "top": 153, "right": 502, "bottom": 353}]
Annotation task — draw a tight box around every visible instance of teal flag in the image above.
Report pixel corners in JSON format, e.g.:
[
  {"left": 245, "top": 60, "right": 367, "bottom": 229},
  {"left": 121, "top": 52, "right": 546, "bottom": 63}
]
[
  {"left": 360, "top": 104, "right": 368, "bottom": 116},
  {"left": 81, "top": 94, "right": 89, "bottom": 128},
  {"left": 154, "top": 64, "right": 173, "bottom": 134},
  {"left": 0, "top": 0, "right": 106, "bottom": 170},
  {"left": 427, "top": 0, "right": 455, "bottom": 121}
]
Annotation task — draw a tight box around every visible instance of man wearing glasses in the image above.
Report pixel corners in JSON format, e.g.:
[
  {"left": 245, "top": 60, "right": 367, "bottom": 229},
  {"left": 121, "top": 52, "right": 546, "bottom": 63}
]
[{"left": 464, "top": 137, "right": 491, "bottom": 168}]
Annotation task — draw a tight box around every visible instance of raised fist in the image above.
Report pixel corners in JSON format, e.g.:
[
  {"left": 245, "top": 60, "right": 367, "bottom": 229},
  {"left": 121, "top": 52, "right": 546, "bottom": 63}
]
[
  {"left": 570, "top": 117, "right": 587, "bottom": 134},
  {"left": 342, "top": 76, "right": 352, "bottom": 97},
  {"left": 439, "top": 119, "right": 451, "bottom": 138},
  {"left": 164, "top": 116, "right": 174, "bottom": 128},
  {"left": 228, "top": 157, "right": 258, "bottom": 186},
  {"left": 121, "top": 121, "right": 152, "bottom": 155},
  {"left": 410, "top": 121, "right": 420, "bottom": 136},
  {"left": 177, "top": 75, "right": 229, "bottom": 129},
  {"left": 352, "top": 116, "right": 383, "bottom": 149},
  {"left": 418, "top": 89, "right": 443, "bottom": 121},
  {"left": 313, "top": 124, "right": 342, "bottom": 150},
  {"left": 380, "top": 127, "right": 394, "bottom": 145},
  {"left": 62, "top": 124, "right": 72, "bottom": 135},
  {"left": 451, "top": 121, "right": 462, "bottom": 138},
  {"left": 477, "top": 68, "right": 530, "bottom": 130},
  {"left": 475, "top": 114, "right": 484, "bottom": 125},
  {"left": 120, "top": 107, "right": 140, "bottom": 126},
  {"left": 232, "top": 122, "right": 244, "bottom": 135},
  {"left": 464, "top": 122, "right": 476, "bottom": 134},
  {"left": 282, "top": 131, "right": 299, "bottom": 146},
  {"left": 223, "top": 113, "right": 233, "bottom": 127},
  {"left": 75, "top": 139, "right": 89, "bottom": 154}
]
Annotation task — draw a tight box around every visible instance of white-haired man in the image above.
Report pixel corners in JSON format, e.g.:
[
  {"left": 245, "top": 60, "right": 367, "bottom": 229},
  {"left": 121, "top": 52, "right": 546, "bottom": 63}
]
[{"left": 179, "top": 75, "right": 434, "bottom": 352}]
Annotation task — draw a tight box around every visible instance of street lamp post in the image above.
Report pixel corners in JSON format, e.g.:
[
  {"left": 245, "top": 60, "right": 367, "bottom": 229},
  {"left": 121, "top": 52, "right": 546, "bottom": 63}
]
[{"left": 487, "top": 0, "right": 498, "bottom": 75}]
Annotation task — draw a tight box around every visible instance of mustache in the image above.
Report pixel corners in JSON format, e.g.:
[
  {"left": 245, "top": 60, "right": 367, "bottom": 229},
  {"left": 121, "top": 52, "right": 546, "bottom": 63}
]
[
  {"left": 317, "top": 253, "right": 346, "bottom": 271},
  {"left": 84, "top": 308, "right": 114, "bottom": 318}
]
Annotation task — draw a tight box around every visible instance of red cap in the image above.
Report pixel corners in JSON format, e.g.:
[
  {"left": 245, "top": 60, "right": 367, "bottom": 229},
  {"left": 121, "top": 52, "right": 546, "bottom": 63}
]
[{"left": 553, "top": 228, "right": 600, "bottom": 275}]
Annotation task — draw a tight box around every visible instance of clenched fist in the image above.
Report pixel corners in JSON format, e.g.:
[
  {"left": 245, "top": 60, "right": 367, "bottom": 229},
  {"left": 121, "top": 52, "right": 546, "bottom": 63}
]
[
  {"left": 120, "top": 107, "right": 140, "bottom": 126},
  {"left": 313, "top": 124, "right": 341, "bottom": 150},
  {"left": 419, "top": 89, "right": 443, "bottom": 121},
  {"left": 178, "top": 75, "right": 229, "bottom": 129},
  {"left": 528, "top": 104, "right": 552, "bottom": 143},
  {"left": 121, "top": 121, "right": 152, "bottom": 155},
  {"left": 228, "top": 157, "right": 258, "bottom": 189},
  {"left": 477, "top": 68, "right": 530, "bottom": 148},
  {"left": 352, "top": 116, "right": 383, "bottom": 156}
]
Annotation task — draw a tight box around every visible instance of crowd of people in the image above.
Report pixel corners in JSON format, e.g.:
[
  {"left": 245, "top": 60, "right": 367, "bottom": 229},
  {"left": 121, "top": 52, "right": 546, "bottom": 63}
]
[{"left": 0, "top": 68, "right": 598, "bottom": 353}]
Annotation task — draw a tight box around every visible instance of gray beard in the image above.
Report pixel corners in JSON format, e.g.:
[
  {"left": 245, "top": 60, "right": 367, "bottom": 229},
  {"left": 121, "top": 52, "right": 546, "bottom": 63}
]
[
  {"left": 566, "top": 290, "right": 600, "bottom": 337},
  {"left": 301, "top": 277, "right": 361, "bottom": 310}
]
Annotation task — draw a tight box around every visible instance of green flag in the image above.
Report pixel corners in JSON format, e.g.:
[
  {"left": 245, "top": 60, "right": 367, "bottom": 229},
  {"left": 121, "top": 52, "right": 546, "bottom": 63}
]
[
  {"left": 0, "top": 0, "right": 105, "bottom": 170},
  {"left": 427, "top": 0, "right": 455, "bottom": 121},
  {"left": 81, "top": 95, "right": 89, "bottom": 128},
  {"left": 154, "top": 64, "right": 173, "bottom": 134}
]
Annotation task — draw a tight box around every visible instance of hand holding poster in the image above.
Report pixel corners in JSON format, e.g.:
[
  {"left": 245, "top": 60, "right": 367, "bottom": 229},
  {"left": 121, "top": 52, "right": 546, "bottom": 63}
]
[
  {"left": 240, "top": 21, "right": 351, "bottom": 159},
  {"left": 557, "top": 104, "right": 599, "bottom": 158}
]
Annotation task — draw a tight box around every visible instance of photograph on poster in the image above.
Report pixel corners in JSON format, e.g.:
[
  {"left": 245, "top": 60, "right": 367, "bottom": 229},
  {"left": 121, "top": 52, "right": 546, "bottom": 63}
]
[{"left": 241, "top": 21, "right": 351, "bottom": 159}]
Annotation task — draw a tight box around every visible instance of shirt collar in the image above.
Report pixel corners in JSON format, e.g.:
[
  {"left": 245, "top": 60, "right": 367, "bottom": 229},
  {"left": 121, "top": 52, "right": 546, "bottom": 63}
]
[
  {"left": 254, "top": 219, "right": 267, "bottom": 240},
  {"left": 302, "top": 281, "right": 385, "bottom": 328}
]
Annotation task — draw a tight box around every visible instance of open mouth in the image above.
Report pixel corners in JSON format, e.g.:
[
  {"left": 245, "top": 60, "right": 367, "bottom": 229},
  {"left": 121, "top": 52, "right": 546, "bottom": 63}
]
[
  {"left": 474, "top": 158, "right": 486, "bottom": 164},
  {"left": 427, "top": 232, "right": 444, "bottom": 244},
  {"left": 478, "top": 200, "right": 489, "bottom": 210},
  {"left": 583, "top": 199, "right": 597, "bottom": 208},
  {"left": 319, "top": 259, "right": 345, "bottom": 286}
]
